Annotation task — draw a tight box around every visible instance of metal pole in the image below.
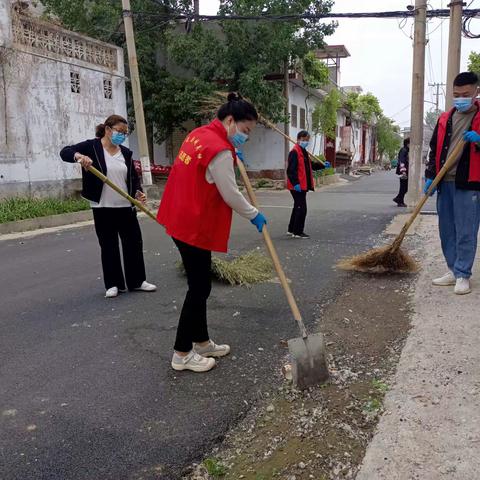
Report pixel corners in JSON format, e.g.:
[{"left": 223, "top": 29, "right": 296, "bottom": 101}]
[
  {"left": 407, "top": 0, "right": 427, "bottom": 207},
  {"left": 121, "top": 0, "right": 152, "bottom": 186},
  {"left": 445, "top": 1, "right": 465, "bottom": 110}
]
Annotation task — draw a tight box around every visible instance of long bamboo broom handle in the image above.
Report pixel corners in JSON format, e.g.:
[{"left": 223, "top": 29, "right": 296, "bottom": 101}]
[
  {"left": 260, "top": 115, "right": 326, "bottom": 167},
  {"left": 86, "top": 165, "right": 158, "bottom": 222},
  {"left": 236, "top": 159, "right": 308, "bottom": 339},
  {"left": 391, "top": 140, "right": 466, "bottom": 252}
]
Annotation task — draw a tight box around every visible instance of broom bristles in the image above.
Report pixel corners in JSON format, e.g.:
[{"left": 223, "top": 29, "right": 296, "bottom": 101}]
[
  {"left": 337, "top": 244, "right": 419, "bottom": 274},
  {"left": 177, "top": 250, "right": 274, "bottom": 286}
]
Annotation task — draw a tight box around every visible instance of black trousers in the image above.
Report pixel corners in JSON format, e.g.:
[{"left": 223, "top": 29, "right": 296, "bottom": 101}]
[
  {"left": 394, "top": 178, "right": 409, "bottom": 204},
  {"left": 288, "top": 190, "right": 308, "bottom": 235},
  {"left": 92, "top": 207, "right": 146, "bottom": 290},
  {"left": 173, "top": 238, "right": 212, "bottom": 352}
]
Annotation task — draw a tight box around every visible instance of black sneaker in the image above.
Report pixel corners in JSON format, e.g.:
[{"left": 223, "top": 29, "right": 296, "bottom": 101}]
[{"left": 293, "top": 233, "right": 310, "bottom": 239}]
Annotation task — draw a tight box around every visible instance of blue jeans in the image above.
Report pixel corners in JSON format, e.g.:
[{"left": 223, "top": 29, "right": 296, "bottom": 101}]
[{"left": 437, "top": 181, "right": 480, "bottom": 279}]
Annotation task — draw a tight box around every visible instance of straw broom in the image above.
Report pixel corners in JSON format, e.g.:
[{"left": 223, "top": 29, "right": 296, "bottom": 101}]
[{"left": 337, "top": 140, "right": 466, "bottom": 273}]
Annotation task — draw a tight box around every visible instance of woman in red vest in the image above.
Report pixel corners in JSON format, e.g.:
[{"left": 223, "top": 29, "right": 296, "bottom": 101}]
[
  {"left": 158, "top": 93, "right": 267, "bottom": 373},
  {"left": 287, "top": 130, "right": 329, "bottom": 238}
]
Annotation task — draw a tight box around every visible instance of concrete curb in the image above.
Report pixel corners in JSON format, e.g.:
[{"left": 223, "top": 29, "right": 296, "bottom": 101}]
[{"left": 0, "top": 210, "right": 93, "bottom": 235}]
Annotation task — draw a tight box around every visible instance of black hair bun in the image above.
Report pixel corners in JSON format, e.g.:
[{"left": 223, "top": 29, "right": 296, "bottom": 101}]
[{"left": 227, "top": 92, "right": 242, "bottom": 102}]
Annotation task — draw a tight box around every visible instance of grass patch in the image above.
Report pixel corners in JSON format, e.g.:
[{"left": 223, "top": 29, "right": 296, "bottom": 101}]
[
  {"left": 254, "top": 179, "right": 271, "bottom": 189},
  {"left": 203, "top": 458, "right": 227, "bottom": 477},
  {"left": 0, "top": 197, "right": 89, "bottom": 223},
  {"left": 372, "top": 379, "right": 389, "bottom": 394},
  {"left": 363, "top": 397, "right": 382, "bottom": 413},
  {"left": 314, "top": 167, "right": 335, "bottom": 178}
]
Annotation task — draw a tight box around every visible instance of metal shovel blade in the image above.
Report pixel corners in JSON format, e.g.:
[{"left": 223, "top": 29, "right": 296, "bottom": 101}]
[{"left": 288, "top": 333, "right": 329, "bottom": 389}]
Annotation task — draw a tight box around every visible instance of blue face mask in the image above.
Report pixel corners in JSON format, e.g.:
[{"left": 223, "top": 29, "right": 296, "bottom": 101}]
[
  {"left": 299, "top": 140, "right": 310, "bottom": 149},
  {"left": 454, "top": 97, "right": 474, "bottom": 113},
  {"left": 111, "top": 131, "right": 127, "bottom": 145},
  {"left": 229, "top": 126, "right": 249, "bottom": 148}
]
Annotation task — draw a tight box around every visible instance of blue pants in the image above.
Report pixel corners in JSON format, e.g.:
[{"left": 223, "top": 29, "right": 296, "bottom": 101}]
[{"left": 437, "top": 181, "right": 480, "bottom": 279}]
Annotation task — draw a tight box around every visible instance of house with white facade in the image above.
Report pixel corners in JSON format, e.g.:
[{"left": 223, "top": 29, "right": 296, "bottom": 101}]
[{"left": 0, "top": 0, "right": 127, "bottom": 198}]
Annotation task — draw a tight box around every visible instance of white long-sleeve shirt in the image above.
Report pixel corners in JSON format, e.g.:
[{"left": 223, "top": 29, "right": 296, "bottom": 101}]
[{"left": 205, "top": 150, "right": 258, "bottom": 220}]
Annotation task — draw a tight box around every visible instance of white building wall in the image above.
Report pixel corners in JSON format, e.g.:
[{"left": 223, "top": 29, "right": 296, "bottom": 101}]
[{"left": 0, "top": 3, "right": 127, "bottom": 198}]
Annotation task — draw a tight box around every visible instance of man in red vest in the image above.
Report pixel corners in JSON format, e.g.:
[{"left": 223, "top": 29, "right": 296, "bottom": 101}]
[
  {"left": 158, "top": 93, "right": 267, "bottom": 373},
  {"left": 425, "top": 71, "right": 480, "bottom": 295},
  {"left": 287, "top": 130, "right": 330, "bottom": 238}
]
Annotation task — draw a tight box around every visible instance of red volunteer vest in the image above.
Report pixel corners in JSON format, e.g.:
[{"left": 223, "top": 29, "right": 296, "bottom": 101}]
[
  {"left": 436, "top": 101, "right": 480, "bottom": 183},
  {"left": 157, "top": 119, "right": 236, "bottom": 252},
  {"left": 287, "top": 144, "right": 314, "bottom": 191}
]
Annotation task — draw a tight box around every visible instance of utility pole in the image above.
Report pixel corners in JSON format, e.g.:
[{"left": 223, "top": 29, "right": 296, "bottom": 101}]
[
  {"left": 407, "top": 0, "right": 427, "bottom": 207},
  {"left": 122, "top": 0, "right": 152, "bottom": 186},
  {"left": 445, "top": 1, "right": 465, "bottom": 109},
  {"left": 284, "top": 59, "right": 290, "bottom": 179},
  {"left": 428, "top": 82, "right": 446, "bottom": 112},
  {"left": 193, "top": 0, "right": 199, "bottom": 15}
]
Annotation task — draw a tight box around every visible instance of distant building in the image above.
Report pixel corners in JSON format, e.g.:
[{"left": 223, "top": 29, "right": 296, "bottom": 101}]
[{"left": 0, "top": 0, "right": 127, "bottom": 198}]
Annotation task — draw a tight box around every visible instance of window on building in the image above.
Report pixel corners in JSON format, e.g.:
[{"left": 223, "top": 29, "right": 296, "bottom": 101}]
[
  {"left": 103, "top": 79, "right": 113, "bottom": 99},
  {"left": 299, "top": 107, "right": 306, "bottom": 129},
  {"left": 70, "top": 72, "right": 80, "bottom": 94},
  {"left": 291, "top": 104, "right": 298, "bottom": 128}
]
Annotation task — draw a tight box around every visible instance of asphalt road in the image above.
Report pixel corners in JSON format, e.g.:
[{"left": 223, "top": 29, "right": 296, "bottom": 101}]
[{"left": 0, "top": 171, "right": 407, "bottom": 480}]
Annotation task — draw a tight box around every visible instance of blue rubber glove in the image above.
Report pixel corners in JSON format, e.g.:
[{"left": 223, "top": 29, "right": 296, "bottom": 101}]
[
  {"left": 294, "top": 184, "right": 302, "bottom": 192},
  {"left": 250, "top": 212, "right": 267, "bottom": 233},
  {"left": 463, "top": 130, "right": 480, "bottom": 143},
  {"left": 324, "top": 161, "right": 331, "bottom": 168},
  {"left": 423, "top": 178, "right": 436, "bottom": 196},
  {"left": 235, "top": 149, "right": 245, "bottom": 162}
]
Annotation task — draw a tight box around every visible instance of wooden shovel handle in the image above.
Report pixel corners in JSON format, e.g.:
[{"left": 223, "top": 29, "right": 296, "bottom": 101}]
[
  {"left": 391, "top": 140, "right": 466, "bottom": 251},
  {"left": 236, "top": 159, "right": 308, "bottom": 338},
  {"left": 86, "top": 165, "right": 158, "bottom": 222}
]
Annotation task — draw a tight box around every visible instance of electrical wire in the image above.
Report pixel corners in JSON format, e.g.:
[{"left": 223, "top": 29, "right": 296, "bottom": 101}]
[
  {"left": 463, "top": 11, "right": 480, "bottom": 38},
  {"left": 390, "top": 104, "right": 411, "bottom": 119},
  {"left": 133, "top": 8, "right": 480, "bottom": 22}
]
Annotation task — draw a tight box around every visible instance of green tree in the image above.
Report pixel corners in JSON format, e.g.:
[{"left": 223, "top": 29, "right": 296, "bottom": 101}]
[
  {"left": 468, "top": 51, "right": 480, "bottom": 76},
  {"left": 167, "top": 0, "right": 336, "bottom": 121},
  {"left": 356, "top": 92, "right": 382, "bottom": 123},
  {"left": 342, "top": 91, "right": 360, "bottom": 116},
  {"left": 300, "top": 51, "right": 330, "bottom": 89},
  {"left": 342, "top": 91, "right": 382, "bottom": 123},
  {"left": 312, "top": 88, "right": 341, "bottom": 138},
  {"left": 376, "top": 115, "right": 401, "bottom": 161}
]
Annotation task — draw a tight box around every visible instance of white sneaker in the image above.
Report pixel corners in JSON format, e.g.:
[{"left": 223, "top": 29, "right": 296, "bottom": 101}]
[
  {"left": 171, "top": 351, "right": 216, "bottom": 372},
  {"left": 194, "top": 340, "right": 231, "bottom": 358},
  {"left": 432, "top": 271, "right": 456, "bottom": 286},
  {"left": 454, "top": 278, "right": 471, "bottom": 295},
  {"left": 105, "top": 287, "right": 119, "bottom": 298},
  {"left": 135, "top": 281, "right": 157, "bottom": 292}
]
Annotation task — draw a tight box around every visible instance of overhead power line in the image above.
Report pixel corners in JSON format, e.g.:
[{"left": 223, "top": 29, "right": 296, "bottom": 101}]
[{"left": 134, "top": 8, "right": 480, "bottom": 22}]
